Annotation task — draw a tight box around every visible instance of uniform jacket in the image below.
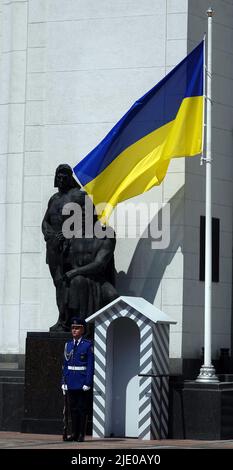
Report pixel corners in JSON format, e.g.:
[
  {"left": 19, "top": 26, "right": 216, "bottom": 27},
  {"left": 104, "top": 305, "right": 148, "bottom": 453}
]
[{"left": 62, "top": 338, "right": 94, "bottom": 390}]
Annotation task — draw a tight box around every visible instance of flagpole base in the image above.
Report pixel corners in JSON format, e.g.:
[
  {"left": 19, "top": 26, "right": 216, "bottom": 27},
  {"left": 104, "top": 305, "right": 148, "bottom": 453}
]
[{"left": 196, "top": 364, "right": 219, "bottom": 383}]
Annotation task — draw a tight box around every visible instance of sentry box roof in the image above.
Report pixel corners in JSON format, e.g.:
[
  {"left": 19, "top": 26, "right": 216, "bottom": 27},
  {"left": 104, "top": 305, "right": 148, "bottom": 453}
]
[{"left": 86, "top": 296, "right": 176, "bottom": 325}]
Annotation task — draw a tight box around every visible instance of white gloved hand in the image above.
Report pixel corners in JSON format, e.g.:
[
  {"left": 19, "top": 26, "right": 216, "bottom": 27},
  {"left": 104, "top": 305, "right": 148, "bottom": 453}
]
[
  {"left": 82, "top": 385, "right": 90, "bottom": 391},
  {"left": 61, "top": 384, "right": 68, "bottom": 394}
]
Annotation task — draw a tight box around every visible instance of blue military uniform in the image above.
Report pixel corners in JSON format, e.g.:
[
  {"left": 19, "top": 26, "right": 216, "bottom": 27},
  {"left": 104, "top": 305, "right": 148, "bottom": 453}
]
[
  {"left": 62, "top": 338, "right": 94, "bottom": 389},
  {"left": 62, "top": 317, "right": 94, "bottom": 442}
]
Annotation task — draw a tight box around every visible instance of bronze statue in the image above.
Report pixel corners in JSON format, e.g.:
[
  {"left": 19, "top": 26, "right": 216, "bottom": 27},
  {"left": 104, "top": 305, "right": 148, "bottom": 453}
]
[{"left": 42, "top": 164, "right": 118, "bottom": 331}]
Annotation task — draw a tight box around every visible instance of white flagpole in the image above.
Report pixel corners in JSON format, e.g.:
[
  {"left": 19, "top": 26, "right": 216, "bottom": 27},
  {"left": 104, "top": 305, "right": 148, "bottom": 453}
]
[
  {"left": 200, "top": 33, "right": 206, "bottom": 166},
  {"left": 196, "top": 7, "right": 218, "bottom": 383}
]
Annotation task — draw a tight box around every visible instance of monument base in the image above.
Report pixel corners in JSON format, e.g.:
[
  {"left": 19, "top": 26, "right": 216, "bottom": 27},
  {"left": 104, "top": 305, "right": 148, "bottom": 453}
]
[
  {"left": 169, "top": 377, "right": 233, "bottom": 439},
  {"left": 21, "top": 332, "right": 71, "bottom": 435}
]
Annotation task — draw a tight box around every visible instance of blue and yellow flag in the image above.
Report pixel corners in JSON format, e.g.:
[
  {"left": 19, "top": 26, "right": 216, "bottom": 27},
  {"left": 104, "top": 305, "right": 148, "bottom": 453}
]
[{"left": 74, "top": 41, "right": 204, "bottom": 221}]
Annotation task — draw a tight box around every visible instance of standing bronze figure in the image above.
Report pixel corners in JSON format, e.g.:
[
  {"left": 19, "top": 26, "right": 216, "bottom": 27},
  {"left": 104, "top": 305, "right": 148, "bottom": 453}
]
[{"left": 42, "top": 164, "right": 118, "bottom": 331}]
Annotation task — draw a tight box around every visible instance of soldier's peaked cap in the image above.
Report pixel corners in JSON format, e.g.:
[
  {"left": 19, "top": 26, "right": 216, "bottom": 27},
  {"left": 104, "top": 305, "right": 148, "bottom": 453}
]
[{"left": 70, "top": 317, "right": 86, "bottom": 328}]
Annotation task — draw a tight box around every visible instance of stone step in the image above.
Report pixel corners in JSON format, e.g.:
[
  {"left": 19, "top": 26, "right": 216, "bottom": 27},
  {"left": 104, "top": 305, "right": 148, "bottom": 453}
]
[
  {"left": 0, "top": 376, "right": 24, "bottom": 384},
  {"left": 0, "top": 362, "right": 18, "bottom": 369},
  {"left": 0, "top": 369, "right": 25, "bottom": 378}
]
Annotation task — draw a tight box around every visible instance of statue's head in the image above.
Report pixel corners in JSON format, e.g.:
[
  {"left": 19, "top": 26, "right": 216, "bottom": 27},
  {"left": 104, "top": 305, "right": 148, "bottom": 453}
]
[{"left": 54, "top": 164, "right": 79, "bottom": 191}]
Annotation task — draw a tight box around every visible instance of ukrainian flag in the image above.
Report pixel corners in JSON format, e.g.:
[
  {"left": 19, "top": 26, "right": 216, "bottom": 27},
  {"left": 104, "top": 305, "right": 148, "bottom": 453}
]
[{"left": 73, "top": 41, "right": 204, "bottom": 222}]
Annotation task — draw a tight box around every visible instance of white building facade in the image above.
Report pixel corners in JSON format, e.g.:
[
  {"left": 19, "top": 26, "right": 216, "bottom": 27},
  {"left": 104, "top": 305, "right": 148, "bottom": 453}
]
[{"left": 0, "top": 0, "right": 232, "bottom": 374}]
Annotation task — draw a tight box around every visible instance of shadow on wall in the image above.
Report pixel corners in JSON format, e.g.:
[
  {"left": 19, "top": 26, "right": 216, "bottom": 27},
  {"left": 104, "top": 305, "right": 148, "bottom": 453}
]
[{"left": 115, "top": 186, "right": 184, "bottom": 303}]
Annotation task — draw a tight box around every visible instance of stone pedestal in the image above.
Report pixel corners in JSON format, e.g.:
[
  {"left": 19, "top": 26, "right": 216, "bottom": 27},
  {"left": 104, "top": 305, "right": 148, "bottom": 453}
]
[
  {"left": 21, "top": 332, "right": 70, "bottom": 434},
  {"left": 169, "top": 377, "right": 233, "bottom": 439}
]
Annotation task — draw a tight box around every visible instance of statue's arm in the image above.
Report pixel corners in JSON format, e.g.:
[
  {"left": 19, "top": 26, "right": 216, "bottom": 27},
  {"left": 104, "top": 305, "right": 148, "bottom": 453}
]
[
  {"left": 64, "top": 239, "right": 114, "bottom": 280},
  {"left": 41, "top": 197, "right": 55, "bottom": 241}
]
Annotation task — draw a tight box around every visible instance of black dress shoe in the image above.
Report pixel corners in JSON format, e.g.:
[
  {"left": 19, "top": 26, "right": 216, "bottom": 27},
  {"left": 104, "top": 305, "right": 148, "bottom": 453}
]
[
  {"left": 65, "top": 434, "right": 78, "bottom": 442},
  {"left": 77, "top": 435, "right": 84, "bottom": 442}
]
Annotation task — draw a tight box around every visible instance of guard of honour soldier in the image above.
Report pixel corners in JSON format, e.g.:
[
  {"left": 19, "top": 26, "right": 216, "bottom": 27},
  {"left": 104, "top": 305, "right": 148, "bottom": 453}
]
[{"left": 61, "top": 317, "right": 94, "bottom": 442}]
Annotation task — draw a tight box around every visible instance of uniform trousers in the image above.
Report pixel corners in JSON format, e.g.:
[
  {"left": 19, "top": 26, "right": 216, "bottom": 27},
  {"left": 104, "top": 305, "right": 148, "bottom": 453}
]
[{"left": 68, "top": 389, "right": 90, "bottom": 438}]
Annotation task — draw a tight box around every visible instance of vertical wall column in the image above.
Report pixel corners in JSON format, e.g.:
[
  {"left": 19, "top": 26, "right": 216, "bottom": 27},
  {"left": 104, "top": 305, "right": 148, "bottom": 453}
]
[
  {"left": 19, "top": 0, "right": 48, "bottom": 350},
  {"left": 0, "top": 0, "right": 28, "bottom": 353}
]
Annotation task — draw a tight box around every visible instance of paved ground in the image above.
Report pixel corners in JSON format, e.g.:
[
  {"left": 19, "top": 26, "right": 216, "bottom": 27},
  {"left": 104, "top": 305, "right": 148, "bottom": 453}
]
[{"left": 1, "top": 431, "right": 233, "bottom": 449}]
